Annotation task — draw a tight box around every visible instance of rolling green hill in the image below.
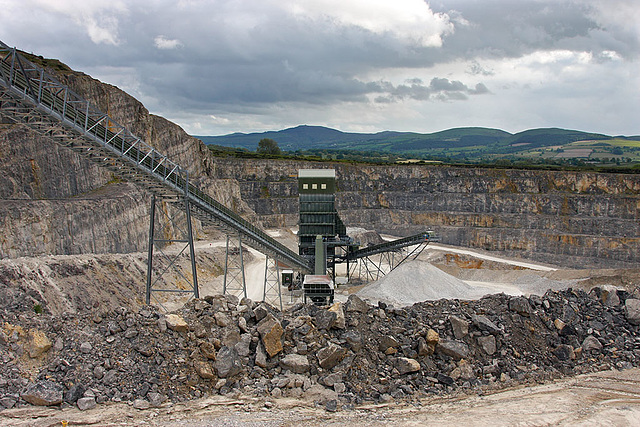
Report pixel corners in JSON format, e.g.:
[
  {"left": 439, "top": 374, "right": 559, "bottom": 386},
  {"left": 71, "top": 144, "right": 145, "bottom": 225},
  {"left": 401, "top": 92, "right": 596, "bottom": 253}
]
[{"left": 195, "top": 126, "right": 640, "bottom": 166}]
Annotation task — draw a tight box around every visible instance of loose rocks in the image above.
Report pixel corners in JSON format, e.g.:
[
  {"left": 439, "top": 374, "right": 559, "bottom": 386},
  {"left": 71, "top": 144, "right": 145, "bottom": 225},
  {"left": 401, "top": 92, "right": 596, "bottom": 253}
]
[{"left": 1, "top": 286, "right": 639, "bottom": 410}]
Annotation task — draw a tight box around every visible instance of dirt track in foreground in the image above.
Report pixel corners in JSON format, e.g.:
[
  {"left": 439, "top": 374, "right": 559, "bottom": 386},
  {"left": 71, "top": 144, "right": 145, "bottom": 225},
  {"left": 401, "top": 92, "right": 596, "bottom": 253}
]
[{"left": 3, "top": 368, "right": 639, "bottom": 426}]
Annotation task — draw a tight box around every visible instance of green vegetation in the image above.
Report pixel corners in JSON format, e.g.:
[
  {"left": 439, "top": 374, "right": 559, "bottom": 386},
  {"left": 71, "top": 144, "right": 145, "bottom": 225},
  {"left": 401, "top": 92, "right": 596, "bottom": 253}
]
[
  {"left": 200, "top": 126, "right": 640, "bottom": 172},
  {"left": 257, "top": 138, "right": 281, "bottom": 155},
  {"left": 20, "top": 51, "right": 75, "bottom": 75}
]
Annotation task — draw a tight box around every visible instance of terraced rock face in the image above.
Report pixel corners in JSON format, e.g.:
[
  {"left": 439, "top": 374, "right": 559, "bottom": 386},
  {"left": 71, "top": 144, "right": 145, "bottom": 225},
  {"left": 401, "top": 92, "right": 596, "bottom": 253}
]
[
  {"left": 209, "top": 158, "right": 640, "bottom": 268},
  {"left": 1, "top": 57, "right": 638, "bottom": 267}
]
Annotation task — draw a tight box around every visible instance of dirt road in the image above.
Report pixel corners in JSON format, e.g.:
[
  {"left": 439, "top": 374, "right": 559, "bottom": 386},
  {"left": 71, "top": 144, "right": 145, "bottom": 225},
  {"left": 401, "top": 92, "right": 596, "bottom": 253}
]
[{"left": 4, "top": 368, "right": 639, "bottom": 426}]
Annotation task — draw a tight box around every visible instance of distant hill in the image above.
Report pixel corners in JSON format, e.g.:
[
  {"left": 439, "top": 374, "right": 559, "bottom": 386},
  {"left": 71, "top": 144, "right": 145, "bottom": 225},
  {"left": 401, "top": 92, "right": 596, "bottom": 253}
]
[
  {"left": 195, "top": 125, "right": 640, "bottom": 164},
  {"left": 195, "top": 125, "right": 512, "bottom": 152}
]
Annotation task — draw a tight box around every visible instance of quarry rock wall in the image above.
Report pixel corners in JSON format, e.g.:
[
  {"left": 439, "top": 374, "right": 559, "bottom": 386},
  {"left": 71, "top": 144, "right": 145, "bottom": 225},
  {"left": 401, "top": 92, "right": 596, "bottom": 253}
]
[
  {"left": 0, "top": 66, "right": 251, "bottom": 258},
  {"left": 209, "top": 158, "right": 640, "bottom": 268},
  {"left": 1, "top": 57, "right": 638, "bottom": 267}
]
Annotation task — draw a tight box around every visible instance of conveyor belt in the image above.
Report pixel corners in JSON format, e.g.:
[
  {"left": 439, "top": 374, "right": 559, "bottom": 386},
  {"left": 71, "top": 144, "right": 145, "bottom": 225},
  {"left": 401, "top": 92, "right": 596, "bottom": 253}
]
[
  {"left": 0, "top": 41, "right": 313, "bottom": 272},
  {"left": 347, "top": 231, "right": 437, "bottom": 260}
]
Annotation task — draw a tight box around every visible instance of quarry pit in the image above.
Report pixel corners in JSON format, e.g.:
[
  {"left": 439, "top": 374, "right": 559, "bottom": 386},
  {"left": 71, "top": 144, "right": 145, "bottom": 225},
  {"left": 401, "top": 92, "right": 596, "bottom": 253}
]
[{"left": 1, "top": 44, "right": 640, "bottom": 426}]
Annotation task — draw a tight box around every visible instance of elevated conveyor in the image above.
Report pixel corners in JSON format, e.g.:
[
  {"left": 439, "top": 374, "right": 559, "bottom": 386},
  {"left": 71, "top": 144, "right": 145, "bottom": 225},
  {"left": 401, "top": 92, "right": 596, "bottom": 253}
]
[
  {"left": 347, "top": 231, "right": 437, "bottom": 261},
  {"left": 0, "top": 41, "right": 313, "bottom": 273},
  {"left": 343, "top": 231, "right": 439, "bottom": 283}
]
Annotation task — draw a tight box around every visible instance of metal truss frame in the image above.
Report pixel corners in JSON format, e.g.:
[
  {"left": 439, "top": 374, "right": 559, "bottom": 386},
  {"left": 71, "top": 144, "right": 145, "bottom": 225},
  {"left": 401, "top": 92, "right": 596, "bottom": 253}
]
[
  {"left": 145, "top": 194, "right": 199, "bottom": 307},
  {"left": 262, "top": 256, "right": 283, "bottom": 310},
  {"left": 223, "top": 234, "right": 247, "bottom": 300},
  {"left": 350, "top": 240, "right": 431, "bottom": 282}
]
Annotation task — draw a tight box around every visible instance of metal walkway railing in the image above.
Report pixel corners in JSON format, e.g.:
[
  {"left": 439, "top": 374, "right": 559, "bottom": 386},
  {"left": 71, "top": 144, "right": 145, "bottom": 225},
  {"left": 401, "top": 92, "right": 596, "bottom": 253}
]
[{"left": 0, "top": 41, "right": 312, "bottom": 272}]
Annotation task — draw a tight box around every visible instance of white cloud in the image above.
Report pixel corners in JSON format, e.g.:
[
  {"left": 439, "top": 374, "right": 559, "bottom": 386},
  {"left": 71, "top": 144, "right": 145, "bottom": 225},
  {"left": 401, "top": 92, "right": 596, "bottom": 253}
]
[
  {"left": 27, "top": 0, "right": 128, "bottom": 45},
  {"left": 583, "top": 0, "right": 640, "bottom": 48},
  {"left": 282, "top": 0, "right": 454, "bottom": 47},
  {"left": 154, "top": 35, "right": 183, "bottom": 50}
]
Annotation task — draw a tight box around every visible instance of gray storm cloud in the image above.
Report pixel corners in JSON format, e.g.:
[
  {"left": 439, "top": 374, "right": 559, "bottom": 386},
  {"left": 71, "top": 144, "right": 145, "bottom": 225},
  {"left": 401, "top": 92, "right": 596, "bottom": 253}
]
[{"left": 1, "top": 0, "right": 637, "bottom": 135}]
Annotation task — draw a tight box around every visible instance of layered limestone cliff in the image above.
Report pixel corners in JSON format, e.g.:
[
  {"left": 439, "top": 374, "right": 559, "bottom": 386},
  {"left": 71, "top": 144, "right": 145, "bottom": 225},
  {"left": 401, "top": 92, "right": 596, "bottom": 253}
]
[
  {"left": 208, "top": 158, "right": 640, "bottom": 269},
  {"left": 0, "top": 58, "right": 252, "bottom": 258},
  {"left": 1, "top": 54, "right": 638, "bottom": 269}
]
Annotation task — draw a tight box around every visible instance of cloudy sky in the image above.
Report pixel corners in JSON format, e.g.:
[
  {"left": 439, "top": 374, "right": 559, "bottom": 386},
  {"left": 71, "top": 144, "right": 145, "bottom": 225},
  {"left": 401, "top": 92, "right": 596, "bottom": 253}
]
[{"left": 1, "top": 0, "right": 639, "bottom": 136}]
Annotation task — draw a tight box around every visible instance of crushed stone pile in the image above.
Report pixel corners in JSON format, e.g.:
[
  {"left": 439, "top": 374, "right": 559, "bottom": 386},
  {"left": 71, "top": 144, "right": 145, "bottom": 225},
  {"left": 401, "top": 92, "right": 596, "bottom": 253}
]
[
  {"left": 357, "top": 260, "right": 483, "bottom": 306},
  {"left": 1, "top": 286, "right": 640, "bottom": 413},
  {"left": 512, "top": 274, "right": 575, "bottom": 295},
  {"left": 346, "top": 228, "right": 384, "bottom": 247}
]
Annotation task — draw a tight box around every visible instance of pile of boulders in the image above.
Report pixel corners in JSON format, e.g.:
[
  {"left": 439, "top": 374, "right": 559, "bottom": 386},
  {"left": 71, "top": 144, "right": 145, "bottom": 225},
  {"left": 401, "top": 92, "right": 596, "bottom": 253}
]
[{"left": 1, "top": 285, "right": 640, "bottom": 412}]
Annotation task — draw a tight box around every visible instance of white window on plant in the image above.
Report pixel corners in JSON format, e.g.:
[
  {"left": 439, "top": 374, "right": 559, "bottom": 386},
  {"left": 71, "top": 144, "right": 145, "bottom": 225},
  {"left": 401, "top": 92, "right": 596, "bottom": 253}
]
[
  {"left": 321, "top": 183, "right": 327, "bottom": 190},
  {"left": 303, "top": 184, "right": 309, "bottom": 190},
  {"left": 312, "top": 184, "right": 318, "bottom": 189}
]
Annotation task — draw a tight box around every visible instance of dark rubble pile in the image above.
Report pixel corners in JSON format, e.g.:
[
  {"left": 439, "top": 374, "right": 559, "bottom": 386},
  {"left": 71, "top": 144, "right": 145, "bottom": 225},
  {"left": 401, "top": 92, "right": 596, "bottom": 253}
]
[{"left": 1, "top": 287, "right": 640, "bottom": 411}]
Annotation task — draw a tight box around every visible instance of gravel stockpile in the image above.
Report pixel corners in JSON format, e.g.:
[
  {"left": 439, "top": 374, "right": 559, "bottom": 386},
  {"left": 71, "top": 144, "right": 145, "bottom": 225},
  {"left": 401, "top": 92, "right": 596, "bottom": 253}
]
[
  {"left": 512, "top": 274, "right": 575, "bottom": 295},
  {"left": 1, "top": 287, "right": 640, "bottom": 412},
  {"left": 357, "top": 261, "right": 483, "bottom": 306}
]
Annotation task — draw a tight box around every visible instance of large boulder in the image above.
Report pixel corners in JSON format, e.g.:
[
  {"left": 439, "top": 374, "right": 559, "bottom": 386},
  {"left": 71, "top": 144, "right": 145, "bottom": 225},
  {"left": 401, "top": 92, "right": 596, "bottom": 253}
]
[
  {"left": 345, "top": 295, "right": 369, "bottom": 313},
  {"left": 328, "top": 302, "right": 346, "bottom": 329},
  {"left": 194, "top": 360, "right": 216, "bottom": 379},
  {"left": 215, "top": 346, "right": 242, "bottom": 378},
  {"left": 165, "top": 314, "right": 188, "bottom": 333},
  {"left": 77, "top": 396, "right": 97, "bottom": 411},
  {"left": 234, "top": 333, "right": 252, "bottom": 357},
  {"left": 255, "top": 342, "right": 268, "bottom": 368},
  {"left": 257, "top": 313, "right": 284, "bottom": 357},
  {"left": 449, "top": 316, "right": 469, "bottom": 339},
  {"left": 590, "top": 286, "right": 621, "bottom": 307},
  {"left": 625, "top": 299, "right": 640, "bottom": 325},
  {"left": 509, "top": 297, "right": 533, "bottom": 317},
  {"left": 342, "top": 330, "right": 363, "bottom": 352},
  {"left": 280, "top": 354, "right": 310, "bottom": 374},
  {"left": 26, "top": 329, "right": 52, "bottom": 358},
  {"left": 315, "top": 309, "right": 337, "bottom": 330},
  {"left": 395, "top": 357, "right": 421, "bottom": 375},
  {"left": 477, "top": 335, "right": 497, "bottom": 355},
  {"left": 21, "top": 381, "right": 63, "bottom": 406},
  {"left": 317, "top": 343, "right": 346, "bottom": 370},
  {"left": 553, "top": 344, "right": 575, "bottom": 361},
  {"left": 437, "top": 339, "right": 470, "bottom": 360},
  {"left": 471, "top": 314, "right": 501, "bottom": 334},
  {"left": 378, "top": 335, "right": 400, "bottom": 354},
  {"left": 582, "top": 335, "right": 603, "bottom": 352}
]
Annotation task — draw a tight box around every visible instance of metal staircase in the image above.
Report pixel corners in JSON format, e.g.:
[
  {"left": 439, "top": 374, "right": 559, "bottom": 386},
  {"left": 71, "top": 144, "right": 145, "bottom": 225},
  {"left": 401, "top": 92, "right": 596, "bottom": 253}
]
[{"left": 0, "top": 41, "right": 313, "bottom": 279}]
